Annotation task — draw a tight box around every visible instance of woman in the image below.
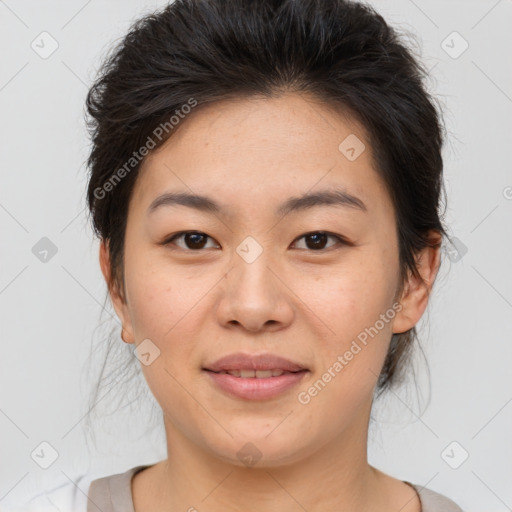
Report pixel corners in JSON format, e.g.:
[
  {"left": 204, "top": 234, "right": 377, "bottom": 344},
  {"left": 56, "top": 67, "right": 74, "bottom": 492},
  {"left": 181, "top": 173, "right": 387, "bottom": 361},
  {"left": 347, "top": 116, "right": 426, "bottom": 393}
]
[{"left": 14, "top": 0, "right": 464, "bottom": 510}]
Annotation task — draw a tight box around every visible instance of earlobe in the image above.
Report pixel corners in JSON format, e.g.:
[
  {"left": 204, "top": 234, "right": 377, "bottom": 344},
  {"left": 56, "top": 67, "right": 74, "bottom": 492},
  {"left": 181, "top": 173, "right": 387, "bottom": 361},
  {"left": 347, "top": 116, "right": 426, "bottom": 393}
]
[{"left": 392, "top": 231, "right": 442, "bottom": 335}]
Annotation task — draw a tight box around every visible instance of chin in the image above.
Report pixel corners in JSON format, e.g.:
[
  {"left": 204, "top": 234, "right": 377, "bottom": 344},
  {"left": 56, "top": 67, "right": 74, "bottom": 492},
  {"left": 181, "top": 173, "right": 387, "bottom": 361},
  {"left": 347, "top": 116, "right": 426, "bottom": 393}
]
[{"left": 204, "top": 430, "right": 312, "bottom": 469}]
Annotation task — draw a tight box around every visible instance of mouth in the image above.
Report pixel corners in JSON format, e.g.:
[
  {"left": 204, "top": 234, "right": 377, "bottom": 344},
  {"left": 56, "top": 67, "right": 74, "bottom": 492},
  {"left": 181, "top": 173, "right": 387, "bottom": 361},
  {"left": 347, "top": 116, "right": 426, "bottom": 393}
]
[
  {"left": 202, "top": 352, "right": 310, "bottom": 400},
  {"left": 203, "top": 352, "right": 308, "bottom": 374},
  {"left": 202, "top": 353, "right": 309, "bottom": 400},
  {"left": 205, "top": 369, "right": 305, "bottom": 378},
  {"left": 203, "top": 368, "right": 308, "bottom": 400}
]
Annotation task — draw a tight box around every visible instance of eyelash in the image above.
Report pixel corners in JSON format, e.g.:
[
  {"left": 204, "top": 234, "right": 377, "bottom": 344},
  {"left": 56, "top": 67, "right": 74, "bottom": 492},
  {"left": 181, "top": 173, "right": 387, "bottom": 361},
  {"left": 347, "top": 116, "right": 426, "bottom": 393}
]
[{"left": 162, "top": 230, "right": 351, "bottom": 252}]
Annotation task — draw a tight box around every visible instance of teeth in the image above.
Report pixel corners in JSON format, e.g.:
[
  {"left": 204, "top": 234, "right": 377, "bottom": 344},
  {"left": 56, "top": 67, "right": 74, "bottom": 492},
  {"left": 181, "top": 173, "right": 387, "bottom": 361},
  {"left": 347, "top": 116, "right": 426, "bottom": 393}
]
[{"left": 219, "top": 369, "right": 287, "bottom": 378}]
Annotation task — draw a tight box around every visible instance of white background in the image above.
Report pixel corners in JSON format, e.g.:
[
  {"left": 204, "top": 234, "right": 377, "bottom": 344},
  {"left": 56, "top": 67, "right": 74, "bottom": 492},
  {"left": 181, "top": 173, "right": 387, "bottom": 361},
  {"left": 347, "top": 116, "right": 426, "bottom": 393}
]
[{"left": 1, "top": 1, "right": 511, "bottom": 511}]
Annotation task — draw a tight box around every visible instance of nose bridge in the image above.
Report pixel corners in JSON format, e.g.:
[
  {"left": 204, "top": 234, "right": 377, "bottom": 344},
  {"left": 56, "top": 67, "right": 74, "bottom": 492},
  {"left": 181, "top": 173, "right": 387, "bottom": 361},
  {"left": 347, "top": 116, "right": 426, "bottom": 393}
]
[
  {"left": 230, "top": 236, "right": 279, "bottom": 302},
  {"left": 218, "top": 235, "right": 293, "bottom": 331}
]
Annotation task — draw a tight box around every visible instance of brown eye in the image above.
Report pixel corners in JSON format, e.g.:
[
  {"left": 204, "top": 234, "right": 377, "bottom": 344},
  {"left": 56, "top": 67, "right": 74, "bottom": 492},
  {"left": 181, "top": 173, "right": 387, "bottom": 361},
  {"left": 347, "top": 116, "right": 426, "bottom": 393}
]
[
  {"left": 293, "top": 232, "right": 345, "bottom": 251},
  {"left": 165, "top": 231, "right": 219, "bottom": 250}
]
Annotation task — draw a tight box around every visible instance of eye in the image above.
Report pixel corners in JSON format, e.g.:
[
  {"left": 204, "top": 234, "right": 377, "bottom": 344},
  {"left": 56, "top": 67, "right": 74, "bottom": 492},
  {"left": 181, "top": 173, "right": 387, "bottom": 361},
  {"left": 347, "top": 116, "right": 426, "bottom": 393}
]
[
  {"left": 162, "top": 230, "right": 349, "bottom": 252},
  {"left": 292, "top": 231, "right": 347, "bottom": 251},
  {"left": 164, "top": 231, "right": 219, "bottom": 251}
]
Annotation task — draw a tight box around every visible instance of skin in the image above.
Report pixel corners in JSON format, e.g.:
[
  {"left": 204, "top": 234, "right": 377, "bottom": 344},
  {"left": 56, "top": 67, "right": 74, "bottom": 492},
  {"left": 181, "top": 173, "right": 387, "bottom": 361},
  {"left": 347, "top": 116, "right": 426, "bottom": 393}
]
[{"left": 99, "top": 92, "right": 441, "bottom": 512}]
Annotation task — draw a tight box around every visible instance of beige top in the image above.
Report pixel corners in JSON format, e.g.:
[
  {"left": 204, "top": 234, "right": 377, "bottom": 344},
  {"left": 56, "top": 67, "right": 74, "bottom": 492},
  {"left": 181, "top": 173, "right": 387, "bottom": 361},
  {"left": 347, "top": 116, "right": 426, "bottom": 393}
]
[{"left": 86, "top": 465, "right": 464, "bottom": 512}]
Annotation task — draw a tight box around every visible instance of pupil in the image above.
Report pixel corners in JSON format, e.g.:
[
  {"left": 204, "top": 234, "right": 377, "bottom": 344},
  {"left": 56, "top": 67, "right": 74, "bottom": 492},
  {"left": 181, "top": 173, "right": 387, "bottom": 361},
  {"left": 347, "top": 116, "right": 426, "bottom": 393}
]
[
  {"left": 187, "top": 233, "right": 206, "bottom": 249},
  {"left": 307, "top": 233, "right": 327, "bottom": 250}
]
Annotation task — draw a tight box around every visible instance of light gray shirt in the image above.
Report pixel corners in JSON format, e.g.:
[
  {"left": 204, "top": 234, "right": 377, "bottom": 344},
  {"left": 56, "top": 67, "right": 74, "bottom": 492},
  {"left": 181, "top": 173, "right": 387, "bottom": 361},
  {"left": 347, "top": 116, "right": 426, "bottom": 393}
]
[{"left": 86, "top": 465, "right": 464, "bottom": 512}]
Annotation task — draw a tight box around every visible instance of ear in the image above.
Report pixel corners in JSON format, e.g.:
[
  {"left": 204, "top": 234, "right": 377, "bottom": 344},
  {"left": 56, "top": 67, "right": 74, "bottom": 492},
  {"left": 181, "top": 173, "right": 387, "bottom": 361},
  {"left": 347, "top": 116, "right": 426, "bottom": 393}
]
[
  {"left": 99, "top": 239, "right": 135, "bottom": 344},
  {"left": 392, "top": 230, "right": 442, "bottom": 334}
]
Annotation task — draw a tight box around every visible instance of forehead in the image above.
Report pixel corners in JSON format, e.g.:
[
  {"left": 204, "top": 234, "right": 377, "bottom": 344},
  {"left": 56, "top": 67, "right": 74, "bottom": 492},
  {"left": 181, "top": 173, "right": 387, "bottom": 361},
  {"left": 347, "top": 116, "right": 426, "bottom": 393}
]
[
  {"left": 132, "top": 92, "right": 391, "bottom": 217},
  {"left": 147, "top": 92, "right": 368, "bottom": 161}
]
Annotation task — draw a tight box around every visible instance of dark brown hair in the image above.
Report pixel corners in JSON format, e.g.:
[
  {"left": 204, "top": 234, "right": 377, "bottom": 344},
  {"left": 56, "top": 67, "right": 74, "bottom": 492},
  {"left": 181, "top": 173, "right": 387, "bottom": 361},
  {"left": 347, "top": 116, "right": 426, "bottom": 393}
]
[{"left": 84, "top": 0, "right": 448, "bottom": 417}]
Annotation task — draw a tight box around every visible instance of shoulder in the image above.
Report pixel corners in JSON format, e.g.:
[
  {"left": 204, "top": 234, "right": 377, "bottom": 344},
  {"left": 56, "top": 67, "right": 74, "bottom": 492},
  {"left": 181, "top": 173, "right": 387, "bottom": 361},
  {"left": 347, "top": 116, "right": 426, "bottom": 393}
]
[
  {"left": 409, "top": 483, "right": 464, "bottom": 512},
  {"left": 2, "top": 473, "right": 94, "bottom": 512},
  {"left": 3, "top": 464, "right": 153, "bottom": 512}
]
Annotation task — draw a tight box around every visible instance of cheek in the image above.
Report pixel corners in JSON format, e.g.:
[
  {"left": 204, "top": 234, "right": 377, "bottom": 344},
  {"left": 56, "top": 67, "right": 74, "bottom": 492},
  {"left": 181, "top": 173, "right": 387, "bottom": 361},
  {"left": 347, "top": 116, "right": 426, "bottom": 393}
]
[
  {"left": 123, "top": 248, "right": 183, "bottom": 342},
  {"left": 301, "top": 255, "right": 397, "bottom": 396},
  {"left": 303, "top": 257, "right": 396, "bottom": 341},
  {"left": 122, "top": 252, "right": 202, "bottom": 404},
  {"left": 123, "top": 249, "right": 218, "bottom": 366}
]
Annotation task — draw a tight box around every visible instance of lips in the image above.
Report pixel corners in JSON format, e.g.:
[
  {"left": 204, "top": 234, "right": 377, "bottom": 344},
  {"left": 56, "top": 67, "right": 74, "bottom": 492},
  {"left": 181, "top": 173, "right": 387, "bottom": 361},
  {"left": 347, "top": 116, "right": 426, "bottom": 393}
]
[
  {"left": 203, "top": 353, "right": 309, "bottom": 399},
  {"left": 219, "top": 369, "right": 288, "bottom": 378},
  {"left": 203, "top": 352, "right": 307, "bottom": 374}
]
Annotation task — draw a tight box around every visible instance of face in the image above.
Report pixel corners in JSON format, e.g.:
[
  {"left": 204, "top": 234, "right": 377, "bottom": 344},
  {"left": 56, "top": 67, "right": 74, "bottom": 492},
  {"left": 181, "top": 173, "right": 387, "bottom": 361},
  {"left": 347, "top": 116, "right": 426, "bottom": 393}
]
[{"left": 101, "top": 92, "right": 436, "bottom": 467}]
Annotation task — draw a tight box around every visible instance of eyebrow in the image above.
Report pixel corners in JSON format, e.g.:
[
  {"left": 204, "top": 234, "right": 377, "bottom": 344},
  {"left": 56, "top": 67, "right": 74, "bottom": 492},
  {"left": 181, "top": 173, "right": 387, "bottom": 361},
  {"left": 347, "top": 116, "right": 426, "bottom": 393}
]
[{"left": 147, "top": 189, "right": 367, "bottom": 217}]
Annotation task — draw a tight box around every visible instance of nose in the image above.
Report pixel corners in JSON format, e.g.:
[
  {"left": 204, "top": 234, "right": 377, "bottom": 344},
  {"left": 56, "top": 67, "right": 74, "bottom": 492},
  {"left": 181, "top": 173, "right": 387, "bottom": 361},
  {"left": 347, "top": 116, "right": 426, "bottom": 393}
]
[{"left": 216, "top": 252, "right": 295, "bottom": 333}]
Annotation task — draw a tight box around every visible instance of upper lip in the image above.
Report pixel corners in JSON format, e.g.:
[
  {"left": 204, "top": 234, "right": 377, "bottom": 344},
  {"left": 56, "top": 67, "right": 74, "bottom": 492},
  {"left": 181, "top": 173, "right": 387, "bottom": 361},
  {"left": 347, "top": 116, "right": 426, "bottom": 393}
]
[{"left": 203, "top": 353, "right": 307, "bottom": 373}]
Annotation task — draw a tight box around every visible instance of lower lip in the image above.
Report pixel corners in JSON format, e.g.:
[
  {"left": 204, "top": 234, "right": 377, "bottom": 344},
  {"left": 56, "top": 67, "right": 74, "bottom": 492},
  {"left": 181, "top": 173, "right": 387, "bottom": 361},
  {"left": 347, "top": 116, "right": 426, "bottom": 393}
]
[{"left": 204, "top": 370, "right": 308, "bottom": 400}]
